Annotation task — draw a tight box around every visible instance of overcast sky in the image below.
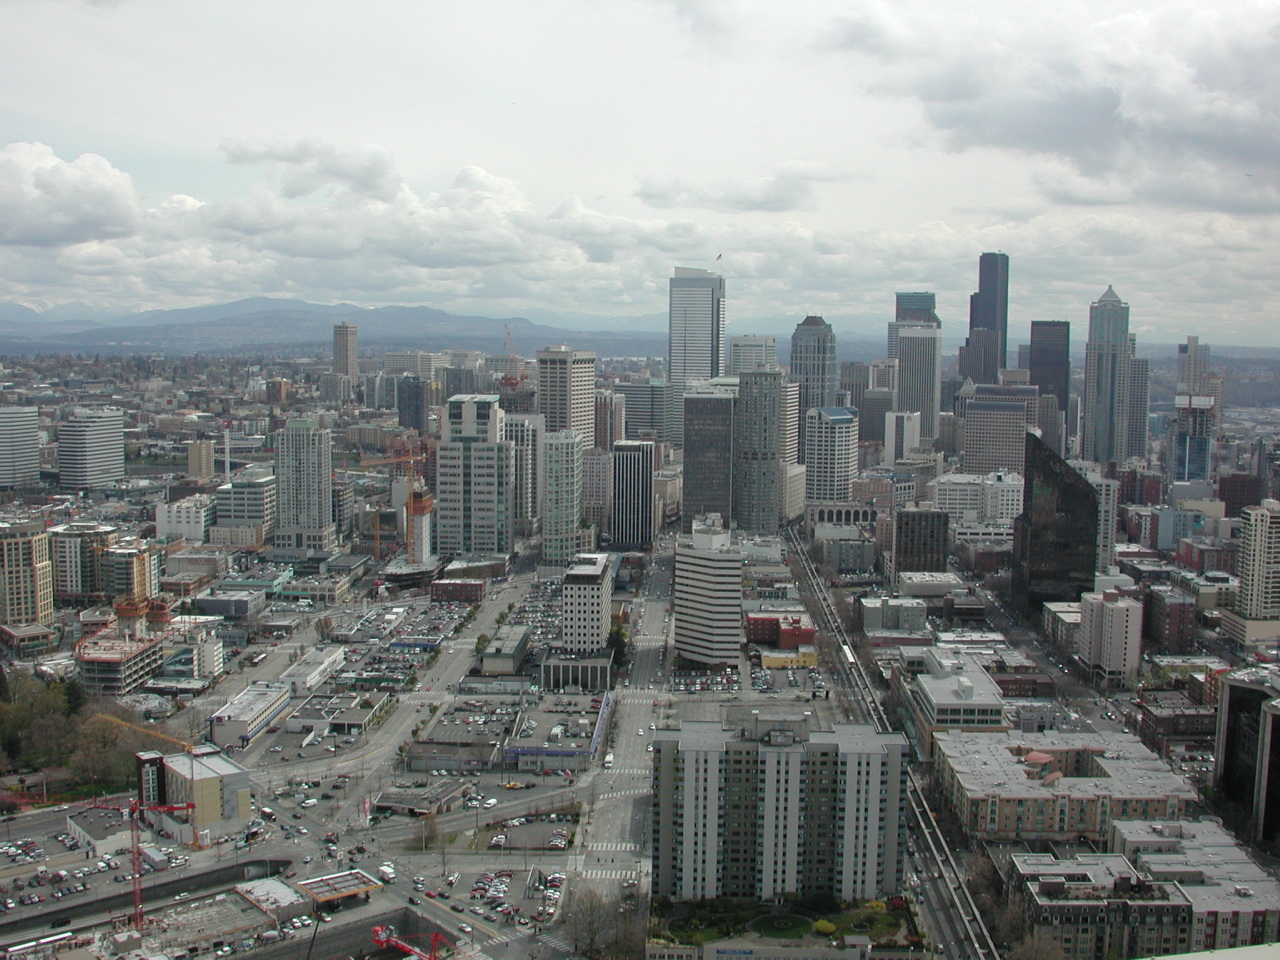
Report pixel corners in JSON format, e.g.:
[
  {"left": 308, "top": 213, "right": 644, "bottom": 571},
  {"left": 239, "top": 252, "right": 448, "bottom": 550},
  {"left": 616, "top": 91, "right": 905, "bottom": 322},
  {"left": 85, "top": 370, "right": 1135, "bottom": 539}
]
[{"left": 2, "top": 0, "right": 1278, "bottom": 344}]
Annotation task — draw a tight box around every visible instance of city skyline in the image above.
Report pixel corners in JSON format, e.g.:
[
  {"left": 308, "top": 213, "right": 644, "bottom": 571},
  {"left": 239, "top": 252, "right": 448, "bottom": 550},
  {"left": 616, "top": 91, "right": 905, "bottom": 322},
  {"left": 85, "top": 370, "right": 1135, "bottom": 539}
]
[{"left": 1, "top": 3, "right": 1277, "bottom": 345}]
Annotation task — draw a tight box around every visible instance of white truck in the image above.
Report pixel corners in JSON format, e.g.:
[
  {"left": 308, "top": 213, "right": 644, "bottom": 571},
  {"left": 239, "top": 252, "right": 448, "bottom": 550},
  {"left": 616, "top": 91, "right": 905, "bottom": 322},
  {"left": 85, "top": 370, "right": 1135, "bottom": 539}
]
[{"left": 378, "top": 864, "right": 397, "bottom": 884}]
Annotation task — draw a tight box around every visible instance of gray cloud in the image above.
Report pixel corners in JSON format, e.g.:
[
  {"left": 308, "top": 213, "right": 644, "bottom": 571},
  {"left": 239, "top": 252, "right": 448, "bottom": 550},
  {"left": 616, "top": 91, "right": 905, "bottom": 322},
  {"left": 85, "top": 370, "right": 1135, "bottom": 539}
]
[
  {"left": 219, "top": 138, "right": 404, "bottom": 202},
  {"left": 825, "top": 3, "right": 1280, "bottom": 213}
]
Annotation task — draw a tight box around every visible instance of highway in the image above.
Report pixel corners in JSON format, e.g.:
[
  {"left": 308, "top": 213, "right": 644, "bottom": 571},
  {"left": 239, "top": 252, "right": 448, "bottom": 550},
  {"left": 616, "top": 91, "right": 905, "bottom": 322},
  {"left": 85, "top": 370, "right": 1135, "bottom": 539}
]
[{"left": 785, "top": 523, "right": 1000, "bottom": 960}]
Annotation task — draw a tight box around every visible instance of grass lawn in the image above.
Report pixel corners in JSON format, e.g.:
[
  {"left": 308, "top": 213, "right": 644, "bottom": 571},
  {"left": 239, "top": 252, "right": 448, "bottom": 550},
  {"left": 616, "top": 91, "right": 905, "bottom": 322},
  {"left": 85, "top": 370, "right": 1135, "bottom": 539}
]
[{"left": 749, "top": 914, "right": 814, "bottom": 939}]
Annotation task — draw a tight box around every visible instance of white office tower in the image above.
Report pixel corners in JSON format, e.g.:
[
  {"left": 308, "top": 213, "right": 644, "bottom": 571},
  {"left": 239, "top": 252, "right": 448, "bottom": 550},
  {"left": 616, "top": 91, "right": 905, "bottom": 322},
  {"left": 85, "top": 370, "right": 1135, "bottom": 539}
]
[
  {"left": 155, "top": 494, "right": 215, "bottom": 543},
  {"left": 1069, "top": 459, "right": 1120, "bottom": 573},
  {"left": 779, "top": 379, "right": 800, "bottom": 467},
  {"left": 870, "top": 358, "right": 899, "bottom": 399},
  {"left": 896, "top": 326, "right": 942, "bottom": 440},
  {"left": 667, "top": 266, "right": 726, "bottom": 448},
  {"left": 50, "top": 521, "right": 118, "bottom": 602},
  {"left": 1237, "top": 500, "right": 1280, "bottom": 621},
  {"left": 58, "top": 408, "right": 124, "bottom": 490},
  {"left": 804, "top": 408, "right": 859, "bottom": 502},
  {"left": 536, "top": 345, "right": 596, "bottom": 440},
  {"left": 927, "top": 472, "right": 1024, "bottom": 525},
  {"left": 382, "top": 351, "right": 440, "bottom": 377},
  {"left": 332, "top": 322, "right": 359, "bottom": 380},
  {"left": 210, "top": 471, "right": 277, "bottom": 548},
  {"left": 1080, "top": 590, "right": 1142, "bottom": 689},
  {"left": 673, "top": 517, "right": 743, "bottom": 665},
  {"left": 437, "top": 395, "right": 515, "bottom": 556},
  {"left": 504, "top": 413, "right": 545, "bottom": 538},
  {"left": 542, "top": 430, "right": 584, "bottom": 565},
  {"left": 960, "top": 400, "right": 1034, "bottom": 474},
  {"left": 728, "top": 335, "right": 777, "bottom": 374},
  {"left": 273, "top": 419, "right": 337, "bottom": 555},
  {"left": 884, "top": 410, "right": 922, "bottom": 465},
  {"left": 0, "top": 407, "right": 39, "bottom": 486},
  {"left": 610, "top": 440, "right": 656, "bottom": 550},
  {"left": 561, "top": 553, "right": 613, "bottom": 655},
  {"left": 652, "top": 717, "right": 908, "bottom": 901}
]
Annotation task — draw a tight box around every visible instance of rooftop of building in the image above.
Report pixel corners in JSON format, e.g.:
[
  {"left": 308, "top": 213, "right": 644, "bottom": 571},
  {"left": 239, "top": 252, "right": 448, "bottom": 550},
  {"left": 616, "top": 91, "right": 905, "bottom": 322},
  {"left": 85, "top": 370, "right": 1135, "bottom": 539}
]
[
  {"left": 75, "top": 630, "right": 164, "bottom": 662},
  {"left": 936, "top": 730, "right": 1197, "bottom": 801},
  {"left": 236, "top": 877, "right": 309, "bottom": 911},
  {"left": 164, "top": 749, "right": 250, "bottom": 782},
  {"left": 656, "top": 717, "right": 903, "bottom": 755},
  {"left": 564, "top": 553, "right": 611, "bottom": 584},
  {"left": 69, "top": 806, "right": 129, "bottom": 841},
  {"left": 212, "top": 681, "right": 291, "bottom": 722},
  {"left": 295, "top": 869, "right": 383, "bottom": 903}
]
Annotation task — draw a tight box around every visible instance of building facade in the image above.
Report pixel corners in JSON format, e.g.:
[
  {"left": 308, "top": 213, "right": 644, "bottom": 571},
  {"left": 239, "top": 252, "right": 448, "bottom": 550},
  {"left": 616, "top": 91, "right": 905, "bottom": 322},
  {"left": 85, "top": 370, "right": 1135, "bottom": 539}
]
[
  {"left": 59, "top": 408, "right": 124, "bottom": 490},
  {"left": 541, "top": 430, "right": 584, "bottom": 564},
  {"left": 804, "top": 408, "right": 858, "bottom": 503},
  {"left": 0, "top": 520, "right": 53, "bottom": 626},
  {"left": 667, "top": 267, "right": 726, "bottom": 447},
  {"left": 652, "top": 717, "right": 907, "bottom": 902},
  {"left": 0, "top": 407, "right": 40, "bottom": 487},
  {"left": 332, "top": 322, "right": 359, "bottom": 380},
  {"left": 789, "top": 315, "right": 837, "bottom": 462},
  {"left": 610, "top": 440, "right": 655, "bottom": 550},
  {"left": 1082, "top": 286, "right": 1149, "bottom": 465},
  {"left": 272, "top": 419, "right": 337, "bottom": 555},
  {"left": 673, "top": 518, "right": 742, "bottom": 665},
  {"left": 561, "top": 554, "right": 613, "bottom": 655},
  {"left": 436, "top": 395, "right": 516, "bottom": 556},
  {"left": 536, "top": 345, "right": 596, "bottom": 440}
]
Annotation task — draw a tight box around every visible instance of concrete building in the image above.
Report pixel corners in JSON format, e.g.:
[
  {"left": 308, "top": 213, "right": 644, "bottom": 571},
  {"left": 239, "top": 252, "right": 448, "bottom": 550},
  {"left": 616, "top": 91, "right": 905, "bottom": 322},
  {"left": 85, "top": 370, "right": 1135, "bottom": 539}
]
[
  {"left": 673, "top": 517, "right": 743, "bottom": 665},
  {"left": 667, "top": 267, "right": 726, "bottom": 447},
  {"left": 927, "top": 472, "right": 1022, "bottom": 526},
  {"left": 49, "top": 521, "right": 118, "bottom": 602},
  {"left": 536, "top": 345, "right": 596, "bottom": 441},
  {"left": 889, "top": 503, "right": 948, "bottom": 585},
  {"left": 278, "top": 645, "right": 346, "bottom": 697},
  {"left": 210, "top": 470, "right": 277, "bottom": 548},
  {"left": 332, "top": 321, "right": 359, "bottom": 380},
  {"left": 156, "top": 494, "right": 215, "bottom": 543},
  {"left": 503, "top": 412, "right": 545, "bottom": 539},
  {"left": 610, "top": 440, "right": 655, "bottom": 550},
  {"left": 273, "top": 418, "right": 336, "bottom": 555},
  {"left": 652, "top": 717, "right": 908, "bottom": 902},
  {"left": 0, "top": 520, "right": 53, "bottom": 627},
  {"left": 582, "top": 447, "right": 612, "bottom": 531},
  {"left": 594, "top": 389, "right": 626, "bottom": 451},
  {"left": 1080, "top": 590, "right": 1142, "bottom": 689},
  {"left": 896, "top": 324, "right": 943, "bottom": 441},
  {"left": 1221, "top": 499, "right": 1280, "bottom": 646},
  {"left": 149, "top": 748, "right": 254, "bottom": 845},
  {"left": 75, "top": 630, "right": 165, "bottom": 697},
  {"left": 207, "top": 681, "right": 292, "bottom": 748},
  {"left": 728, "top": 334, "right": 777, "bottom": 374},
  {"left": 895, "top": 648, "right": 1009, "bottom": 758},
  {"left": 560, "top": 553, "right": 613, "bottom": 655},
  {"left": 58, "top": 408, "right": 124, "bottom": 490},
  {"left": 186, "top": 438, "right": 215, "bottom": 479},
  {"left": 804, "top": 408, "right": 858, "bottom": 503},
  {"left": 0, "top": 407, "right": 40, "bottom": 486},
  {"left": 960, "top": 398, "right": 1034, "bottom": 474},
  {"left": 733, "top": 369, "right": 786, "bottom": 534},
  {"left": 542, "top": 429, "right": 584, "bottom": 564},
  {"left": 383, "top": 350, "right": 439, "bottom": 377},
  {"left": 933, "top": 730, "right": 1194, "bottom": 843},
  {"left": 436, "top": 395, "right": 515, "bottom": 556}
]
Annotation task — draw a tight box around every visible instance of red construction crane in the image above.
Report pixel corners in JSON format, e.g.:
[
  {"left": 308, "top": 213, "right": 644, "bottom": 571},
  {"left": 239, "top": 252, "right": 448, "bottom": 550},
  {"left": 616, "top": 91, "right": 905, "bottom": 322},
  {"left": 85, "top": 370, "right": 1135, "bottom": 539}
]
[
  {"left": 3, "top": 788, "right": 195, "bottom": 930},
  {"left": 88, "top": 797, "right": 195, "bottom": 929},
  {"left": 372, "top": 925, "right": 451, "bottom": 960}
]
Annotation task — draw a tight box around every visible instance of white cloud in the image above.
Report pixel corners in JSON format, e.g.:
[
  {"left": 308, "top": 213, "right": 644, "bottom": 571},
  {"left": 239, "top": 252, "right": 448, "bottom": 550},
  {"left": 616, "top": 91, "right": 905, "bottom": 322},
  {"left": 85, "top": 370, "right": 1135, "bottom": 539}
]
[
  {"left": 0, "top": 143, "right": 142, "bottom": 246},
  {"left": 637, "top": 162, "right": 850, "bottom": 213}
]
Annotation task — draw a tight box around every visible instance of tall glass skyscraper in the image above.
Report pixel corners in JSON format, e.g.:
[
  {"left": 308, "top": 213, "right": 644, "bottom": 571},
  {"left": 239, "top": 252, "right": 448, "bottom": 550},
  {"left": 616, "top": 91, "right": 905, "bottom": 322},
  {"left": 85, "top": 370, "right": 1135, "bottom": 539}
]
[
  {"left": 789, "top": 315, "right": 837, "bottom": 463},
  {"left": 1082, "top": 287, "right": 1148, "bottom": 465},
  {"left": 968, "top": 252, "right": 1009, "bottom": 369},
  {"left": 667, "top": 267, "right": 726, "bottom": 448}
]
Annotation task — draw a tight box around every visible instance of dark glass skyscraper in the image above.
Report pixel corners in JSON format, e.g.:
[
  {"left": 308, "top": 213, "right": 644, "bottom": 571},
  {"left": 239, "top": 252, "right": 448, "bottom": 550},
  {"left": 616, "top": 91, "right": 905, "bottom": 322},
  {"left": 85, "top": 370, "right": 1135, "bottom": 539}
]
[
  {"left": 789, "top": 315, "right": 837, "bottom": 464},
  {"left": 969, "top": 252, "right": 1009, "bottom": 369},
  {"left": 682, "top": 386, "right": 736, "bottom": 530},
  {"left": 1028, "top": 320, "right": 1070, "bottom": 412},
  {"left": 1012, "top": 432, "right": 1100, "bottom": 614}
]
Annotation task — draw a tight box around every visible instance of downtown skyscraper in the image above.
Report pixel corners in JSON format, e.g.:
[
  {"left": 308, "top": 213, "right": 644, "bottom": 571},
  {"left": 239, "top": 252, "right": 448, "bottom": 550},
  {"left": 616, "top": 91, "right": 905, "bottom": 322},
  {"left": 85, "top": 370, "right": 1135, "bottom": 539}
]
[
  {"left": 1082, "top": 287, "right": 1149, "bottom": 466},
  {"left": 969, "top": 252, "right": 1009, "bottom": 369},
  {"left": 789, "top": 315, "right": 838, "bottom": 463},
  {"left": 332, "top": 322, "right": 359, "bottom": 380},
  {"left": 273, "top": 418, "right": 337, "bottom": 556},
  {"left": 667, "top": 266, "right": 726, "bottom": 448}
]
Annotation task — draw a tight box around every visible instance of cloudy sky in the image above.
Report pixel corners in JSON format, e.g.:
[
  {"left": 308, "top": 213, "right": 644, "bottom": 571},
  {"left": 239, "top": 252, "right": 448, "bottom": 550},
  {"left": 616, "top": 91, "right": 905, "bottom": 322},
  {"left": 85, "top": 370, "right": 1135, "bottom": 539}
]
[{"left": 2, "top": 0, "right": 1278, "bottom": 344}]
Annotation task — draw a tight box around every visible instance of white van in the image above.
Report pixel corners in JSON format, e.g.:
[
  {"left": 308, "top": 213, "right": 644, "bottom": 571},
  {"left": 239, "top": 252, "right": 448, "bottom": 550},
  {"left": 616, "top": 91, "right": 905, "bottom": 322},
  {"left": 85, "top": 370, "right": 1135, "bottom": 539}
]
[
  {"left": 483, "top": 797, "right": 498, "bottom": 809},
  {"left": 300, "top": 798, "right": 318, "bottom": 808}
]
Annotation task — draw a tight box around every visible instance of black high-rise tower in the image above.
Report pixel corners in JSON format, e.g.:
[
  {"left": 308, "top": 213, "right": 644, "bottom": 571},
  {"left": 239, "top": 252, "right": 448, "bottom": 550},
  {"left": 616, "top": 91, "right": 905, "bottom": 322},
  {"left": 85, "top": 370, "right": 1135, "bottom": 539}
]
[{"left": 968, "top": 252, "right": 1009, "bottom": 371}]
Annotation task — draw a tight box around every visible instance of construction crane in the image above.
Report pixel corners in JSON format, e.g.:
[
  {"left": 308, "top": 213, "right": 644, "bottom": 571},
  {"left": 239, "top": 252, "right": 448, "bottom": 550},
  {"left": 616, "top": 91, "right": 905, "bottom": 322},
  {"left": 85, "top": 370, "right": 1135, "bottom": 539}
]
[
  {"left": 1, "top": 789, "right": 195, "bottom": 929},
  {"left": 372, "top": 925, "right": 452, "bottom": 960},
  {"left": 500, "top": 323, "right": 527, "bottom": 390},
  {"left": 96, "top": 713, "right": 200, "bottom": 754},
  {"left": 358, "top": 450, "right": 430, "bottom": 562}
]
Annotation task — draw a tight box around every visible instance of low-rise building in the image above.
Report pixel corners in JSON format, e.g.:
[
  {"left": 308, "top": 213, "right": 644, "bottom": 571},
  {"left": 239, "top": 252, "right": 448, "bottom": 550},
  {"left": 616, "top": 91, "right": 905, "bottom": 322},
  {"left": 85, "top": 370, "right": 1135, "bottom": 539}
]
[
  {"left": 895, "top": 648, "right": 1009, "bottom": 758},
  {"left": 208, "top": 681, "right": 292, "bottom": 748},
  {"left": 278, "top": 645, "right": 345, "bottom": 697},
  {"left": 934, "top": 730, "right": 1196, "bottom": 843}
]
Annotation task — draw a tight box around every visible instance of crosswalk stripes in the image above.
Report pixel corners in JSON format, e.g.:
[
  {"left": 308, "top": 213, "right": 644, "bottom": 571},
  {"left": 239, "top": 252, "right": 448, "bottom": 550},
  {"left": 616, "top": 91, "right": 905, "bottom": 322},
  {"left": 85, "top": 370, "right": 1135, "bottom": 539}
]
[
  {"left": 482, "top": 930, "right": 532, "bottom": 947},
  {"left": 585, "top": 841, "right": 638, "bottom": 851},
  {"left": 537, "top": 932, "right": 575, "bottom": 953},
  {"left": 599, "top": 788, "right": 648, "bottom": 800},
  {"left": 579, "top": 868, "right": 642, "bottom": 880}
]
